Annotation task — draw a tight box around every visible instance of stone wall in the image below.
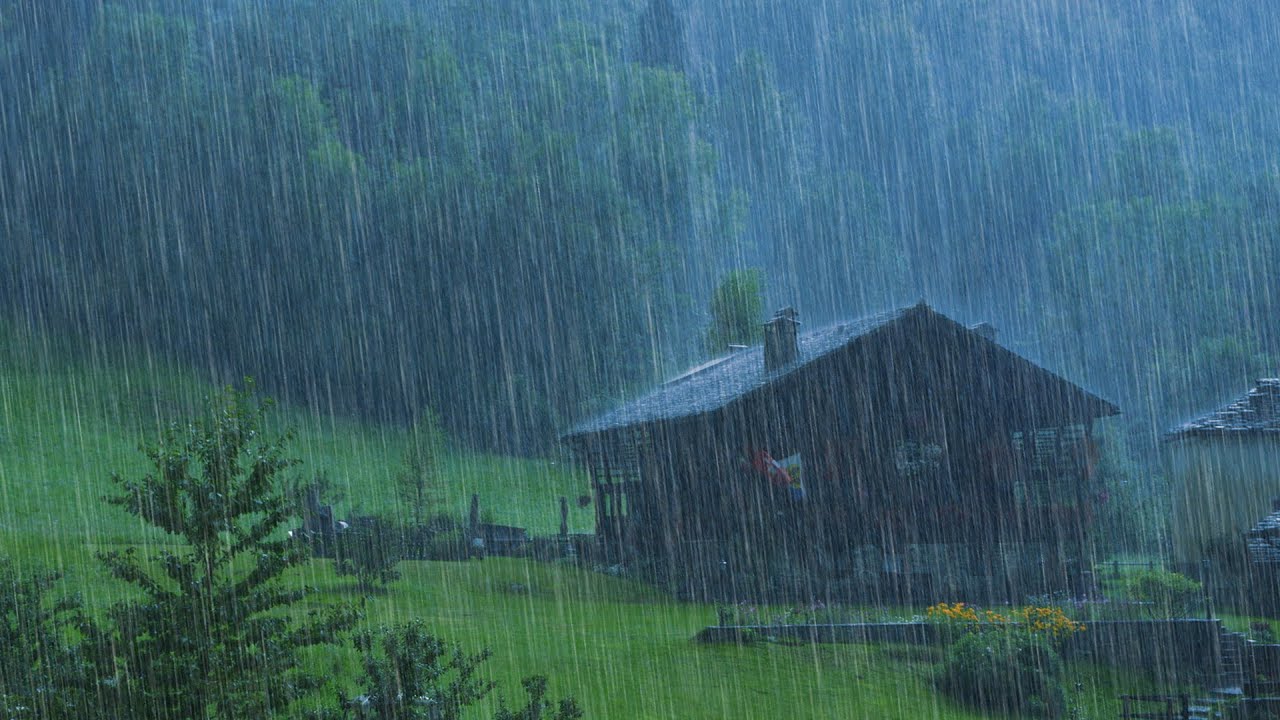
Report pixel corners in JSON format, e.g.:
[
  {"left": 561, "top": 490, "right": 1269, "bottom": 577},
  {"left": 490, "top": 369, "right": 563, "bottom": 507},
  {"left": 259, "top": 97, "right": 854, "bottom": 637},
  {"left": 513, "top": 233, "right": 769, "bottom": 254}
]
[
  {"left": 697, "top": 619, "right": 1223, "bottom": 680},
  {"left": 1061, "top": 620, "right": 1221, "bottom": 681}
]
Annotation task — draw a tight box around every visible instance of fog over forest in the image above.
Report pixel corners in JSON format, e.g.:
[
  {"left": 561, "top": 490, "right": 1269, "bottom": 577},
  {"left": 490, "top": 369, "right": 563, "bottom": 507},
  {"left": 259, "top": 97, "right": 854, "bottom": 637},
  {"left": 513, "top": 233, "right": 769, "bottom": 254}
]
[{"left": 3, "top": 0, "right": 1278, "bottom": 453}]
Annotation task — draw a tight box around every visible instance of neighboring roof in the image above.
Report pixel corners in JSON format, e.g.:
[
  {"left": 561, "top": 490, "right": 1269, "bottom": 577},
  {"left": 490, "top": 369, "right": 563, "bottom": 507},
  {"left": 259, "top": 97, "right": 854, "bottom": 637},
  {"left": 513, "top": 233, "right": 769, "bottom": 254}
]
[
  {"left": 1167, "top": 379, "right": 1280, "bottom": 440},
  {"left": 565, "top": 306, "right": 909, "bottom": 438},
  {"left": 1247, "top": 507, "right": 1280, "bottom": 564},
  {"left": 563, "top": 302, "right": 1118, "bottom": 441}
]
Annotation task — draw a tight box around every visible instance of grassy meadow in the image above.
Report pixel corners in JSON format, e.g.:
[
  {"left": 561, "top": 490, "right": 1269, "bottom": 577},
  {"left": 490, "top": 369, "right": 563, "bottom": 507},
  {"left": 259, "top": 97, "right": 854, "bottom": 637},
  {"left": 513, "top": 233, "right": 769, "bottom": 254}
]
[{"left": 0, "top": 323, "right": 1175, "bottom": 718}]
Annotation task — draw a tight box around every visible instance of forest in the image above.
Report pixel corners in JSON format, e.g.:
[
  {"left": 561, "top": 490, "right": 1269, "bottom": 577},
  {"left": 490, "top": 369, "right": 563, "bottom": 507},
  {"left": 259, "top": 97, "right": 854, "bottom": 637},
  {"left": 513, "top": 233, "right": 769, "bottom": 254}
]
[{"left": 2, "top": 0, "right": 1279, "bottom": 460}]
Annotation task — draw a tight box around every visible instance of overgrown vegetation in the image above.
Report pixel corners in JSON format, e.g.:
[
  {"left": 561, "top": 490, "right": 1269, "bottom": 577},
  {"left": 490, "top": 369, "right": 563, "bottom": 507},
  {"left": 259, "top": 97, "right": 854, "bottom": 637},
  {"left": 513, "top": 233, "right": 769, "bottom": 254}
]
[
  {"left": 928, "top": 602, "right": 1086, "bottom": 718},
  {"left": 335, "top": 516, "right": 405, "bottom": 592},
  {"left": 311, "top": 620, "right": 582, "bottom": 720},
  {"left": 938, "top": 631, "right": 1067, "bottom": 718},
  {"left": 1120, "top": 570, "right": 1204, "bottom": 619},
  {"left": 706, "top": 269, "right": 764, "bottom": 352}
]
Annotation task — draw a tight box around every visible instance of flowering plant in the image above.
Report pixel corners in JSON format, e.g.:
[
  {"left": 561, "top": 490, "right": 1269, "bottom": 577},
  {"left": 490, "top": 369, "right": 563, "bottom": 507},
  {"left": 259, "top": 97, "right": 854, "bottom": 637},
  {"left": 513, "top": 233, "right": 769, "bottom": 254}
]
[
  {"left": 1013, "top": 605, "right": 1086, "bottom": 642},
  {"left": 926, "top": 602, "right": 1084, "bottom": 645}
]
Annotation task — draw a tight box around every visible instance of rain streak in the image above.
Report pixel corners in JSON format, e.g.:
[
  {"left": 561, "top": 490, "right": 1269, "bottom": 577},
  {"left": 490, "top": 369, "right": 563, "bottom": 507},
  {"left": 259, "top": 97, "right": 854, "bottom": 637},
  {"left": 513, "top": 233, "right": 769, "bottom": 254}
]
[{"left": 2, "top": 2, "right": 1279, "bottom": 718}]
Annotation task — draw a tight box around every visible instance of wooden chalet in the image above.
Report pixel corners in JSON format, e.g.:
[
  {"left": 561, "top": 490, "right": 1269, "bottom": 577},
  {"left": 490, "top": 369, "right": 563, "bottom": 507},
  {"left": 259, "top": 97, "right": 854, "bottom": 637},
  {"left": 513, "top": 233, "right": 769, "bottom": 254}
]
[{"left": 562, "top": 302, "right": 1119, "bottom": 601}]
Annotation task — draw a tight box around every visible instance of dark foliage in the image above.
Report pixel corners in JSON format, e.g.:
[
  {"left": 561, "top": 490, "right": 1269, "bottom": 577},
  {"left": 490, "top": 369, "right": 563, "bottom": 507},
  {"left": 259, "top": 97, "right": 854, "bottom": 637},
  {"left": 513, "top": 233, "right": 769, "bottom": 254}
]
[
  {"left": 0, "top": 559, "right": 92, "bottom": 719},
  {"left": 335, "top": 516, "right": 405, "bottom": 591},
  {"left": 937, "top": 631, "right": 1066, "bottom": 718},
  {"left": 705, "top": 269, "right": 764, "bottom": 353},
  {"left": 1121, "top": 570, "right": 1204, "bottom": 619},
  {"left": 636, "top": 0, "right": 687, "bottom": 71}
]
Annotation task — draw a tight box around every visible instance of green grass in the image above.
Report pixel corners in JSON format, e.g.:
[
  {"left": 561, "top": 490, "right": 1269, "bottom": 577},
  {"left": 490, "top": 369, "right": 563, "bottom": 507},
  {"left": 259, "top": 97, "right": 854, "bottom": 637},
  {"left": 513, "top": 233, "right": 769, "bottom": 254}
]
[
  {"left": 281, "top": 419, "right": 592, "bottom": 535},
  {"left": 0, "top": 322, "right": 1192, "bottom": 718},
  {"left": 285, "top": 556, "right": 1165, "bottom": 719},
  {"left": 0, "top": 323, "right": 590, "bottom": 556}
]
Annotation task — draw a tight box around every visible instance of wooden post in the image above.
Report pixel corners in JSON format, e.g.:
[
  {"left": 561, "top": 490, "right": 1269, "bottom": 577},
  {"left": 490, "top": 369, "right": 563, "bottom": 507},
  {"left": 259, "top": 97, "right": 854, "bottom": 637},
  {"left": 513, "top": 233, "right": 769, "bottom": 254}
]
[
  {"left": 600, "top": 442, "right": 614, "bottom": 559},
  {"left": 559, "top": 496, "right": 569, "bottom": 538},
  {"left": 1078, "top": 420, "right": 1095, "bottom": 595},
  {"left": 594, "top": 480, "right": 606, "bottom": 532}
]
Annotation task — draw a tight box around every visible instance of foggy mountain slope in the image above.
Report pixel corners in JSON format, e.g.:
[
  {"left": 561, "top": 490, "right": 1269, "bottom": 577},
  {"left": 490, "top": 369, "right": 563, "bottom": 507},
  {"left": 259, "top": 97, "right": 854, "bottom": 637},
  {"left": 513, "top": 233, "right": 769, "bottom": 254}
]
[{"left": 1, "top": 0, "right": 1277, "bottom": 451}]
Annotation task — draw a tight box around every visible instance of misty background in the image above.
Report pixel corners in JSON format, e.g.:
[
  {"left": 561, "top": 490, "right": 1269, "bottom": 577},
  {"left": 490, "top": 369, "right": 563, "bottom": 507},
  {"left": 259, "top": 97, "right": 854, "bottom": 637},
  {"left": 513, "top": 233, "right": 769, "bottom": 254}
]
[{"left": 2, "top": 0, "right": 1278, "bottom": 455}]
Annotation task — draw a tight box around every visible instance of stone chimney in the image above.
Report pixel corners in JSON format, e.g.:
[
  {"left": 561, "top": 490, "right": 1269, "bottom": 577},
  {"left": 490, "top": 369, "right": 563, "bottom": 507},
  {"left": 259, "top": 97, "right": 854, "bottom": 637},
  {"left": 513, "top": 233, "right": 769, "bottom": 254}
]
[{"left": 763, "top": 307, "right": 800, "bottom": 372}]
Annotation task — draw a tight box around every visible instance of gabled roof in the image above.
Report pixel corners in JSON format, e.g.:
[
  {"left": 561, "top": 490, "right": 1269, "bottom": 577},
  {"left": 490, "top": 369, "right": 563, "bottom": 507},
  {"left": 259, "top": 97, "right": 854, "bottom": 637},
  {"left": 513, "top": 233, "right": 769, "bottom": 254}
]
[
  {"left": 565, "top": 307, "right": 909, "bottom": 438},
  {"left": 563, "top": 302, "right": 1118, "bottom": 441},
  {"left": 1167, "top": 379, "right": 1280, "bottom": 440}
]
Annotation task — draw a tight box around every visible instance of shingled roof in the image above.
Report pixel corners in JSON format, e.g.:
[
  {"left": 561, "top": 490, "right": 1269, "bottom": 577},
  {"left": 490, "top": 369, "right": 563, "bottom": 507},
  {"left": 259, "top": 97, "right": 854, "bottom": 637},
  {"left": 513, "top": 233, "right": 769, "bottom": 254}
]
[
  {"left": 1246, "top": 504, "right": 1280, "bottom": 564},
  {"left": 565, "top": 307, "right": 909, "bottom": 438},
  {"left": 563, "top": 302, "right": 1117, "bottom": 440},
  {"left": 1167, "top": 379, "right": 1280, "bottom": 440}
]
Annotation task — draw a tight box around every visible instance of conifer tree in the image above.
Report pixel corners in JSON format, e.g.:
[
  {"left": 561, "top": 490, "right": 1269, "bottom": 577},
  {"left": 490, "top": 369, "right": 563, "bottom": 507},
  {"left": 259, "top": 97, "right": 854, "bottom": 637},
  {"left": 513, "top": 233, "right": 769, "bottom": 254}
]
[{"left": 91, "top": 383, "right": 355, "bottom": 719}]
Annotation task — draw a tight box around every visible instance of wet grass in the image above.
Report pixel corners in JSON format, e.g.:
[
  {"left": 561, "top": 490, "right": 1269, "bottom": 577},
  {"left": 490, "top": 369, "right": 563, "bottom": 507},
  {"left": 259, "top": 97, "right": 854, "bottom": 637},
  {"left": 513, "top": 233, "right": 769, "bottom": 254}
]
[
  {"left": 1221, "top": 613, "right": 1280, "bottom": 642},
  {"left": 0, "top": 530, "right": 1189, "bottom": 719},
  {"left": 0, "top": 540, "right": 1198, "bottom": 717},
  {"left": 0, "top": 332, "right": 1195, "bottom": 718},
  {"left": 0, "top": 329, "right": 589, "bottom": 561}
]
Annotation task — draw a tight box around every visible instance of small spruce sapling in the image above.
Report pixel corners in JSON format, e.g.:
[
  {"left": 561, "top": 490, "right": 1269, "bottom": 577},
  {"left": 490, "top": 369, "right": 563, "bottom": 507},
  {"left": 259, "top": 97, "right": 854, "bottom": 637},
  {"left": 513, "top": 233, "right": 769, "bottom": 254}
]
[{"left": 92, "top": 383, "right": 357, "bottom": 719}]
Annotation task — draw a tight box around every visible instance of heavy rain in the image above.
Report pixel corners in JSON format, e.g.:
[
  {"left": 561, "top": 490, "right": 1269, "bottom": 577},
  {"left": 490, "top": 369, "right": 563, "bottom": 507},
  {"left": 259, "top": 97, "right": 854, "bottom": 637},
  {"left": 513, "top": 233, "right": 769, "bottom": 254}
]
[{"left": 1, "top": 1, "right": 1279, "bottom": 718}]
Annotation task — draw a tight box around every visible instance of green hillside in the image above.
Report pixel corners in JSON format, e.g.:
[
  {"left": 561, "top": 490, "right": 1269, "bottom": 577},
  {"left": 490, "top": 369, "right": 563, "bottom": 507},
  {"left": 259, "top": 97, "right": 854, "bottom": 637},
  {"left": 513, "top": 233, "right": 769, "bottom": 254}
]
[
  {"left": 0, "top": 324, "right": 1163, "bottom": 718},
  {"left": 0, "top": 318, "right": 590, "bottom": 554}
]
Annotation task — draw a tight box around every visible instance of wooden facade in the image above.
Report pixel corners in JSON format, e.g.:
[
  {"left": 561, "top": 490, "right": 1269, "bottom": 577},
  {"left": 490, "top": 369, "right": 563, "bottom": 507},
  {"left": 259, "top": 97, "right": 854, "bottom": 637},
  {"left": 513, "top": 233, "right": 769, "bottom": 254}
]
[{"left": 563, "top": 303, "right": 1119, "bottom": 601}]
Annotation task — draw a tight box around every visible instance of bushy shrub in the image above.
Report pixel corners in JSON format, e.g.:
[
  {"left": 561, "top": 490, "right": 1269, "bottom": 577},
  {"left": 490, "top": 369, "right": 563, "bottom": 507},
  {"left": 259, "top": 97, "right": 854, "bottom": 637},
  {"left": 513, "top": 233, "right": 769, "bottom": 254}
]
[
  {"left": 937, "top": 630, "right": 1066, "bottom": 718},
  {"left": 309, "top": 620, "right": 581, "bottom": 720},
  {"left": 1123, "top": 569, "right": 1203, "bottom": 618},
  {"left": 714, "top": 602, "right": 761, "bottom": 627},
  {"left": 335, "top": 516, "right": 404, "bottom": 590}
]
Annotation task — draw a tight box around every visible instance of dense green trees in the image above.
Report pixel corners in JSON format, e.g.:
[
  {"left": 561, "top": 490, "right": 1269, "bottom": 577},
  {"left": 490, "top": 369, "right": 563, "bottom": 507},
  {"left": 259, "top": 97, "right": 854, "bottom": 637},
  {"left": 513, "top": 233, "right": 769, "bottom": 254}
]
[
  {"left": 2, "top": 0, "right": 1279, "bottom": 456},
  {"left": 0, "top": 1, "right": 719, "bottom": 451}
]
